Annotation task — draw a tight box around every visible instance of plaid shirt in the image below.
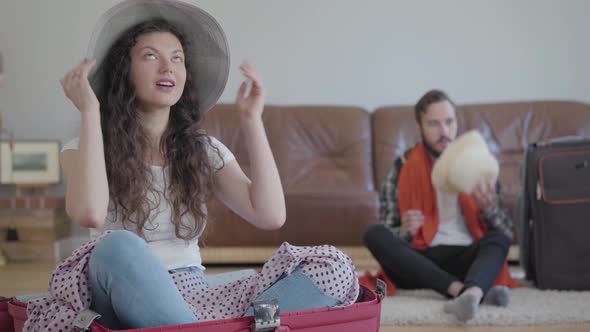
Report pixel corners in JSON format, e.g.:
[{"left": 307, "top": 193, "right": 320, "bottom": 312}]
[{"left": 379, "top": 151, "right": 514, "bottom": 244}]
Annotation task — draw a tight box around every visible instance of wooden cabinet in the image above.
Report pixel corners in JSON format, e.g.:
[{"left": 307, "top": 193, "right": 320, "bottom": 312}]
[{"left": 0, "top": 197, "right": 70, "bottom": 262}]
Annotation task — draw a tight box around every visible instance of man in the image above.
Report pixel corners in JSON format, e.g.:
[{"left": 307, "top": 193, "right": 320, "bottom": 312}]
[{"left": 364, "top": 90, "right": 517, "bottom": 322}]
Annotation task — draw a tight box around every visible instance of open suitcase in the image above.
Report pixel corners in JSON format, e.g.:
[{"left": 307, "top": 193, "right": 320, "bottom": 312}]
[
  {"left": 0, "top": 297, "right": 13, "bottom": 332},
  {"left": 5, "top": 283, "right": 383, "bottom": 332},
  {"left": 519, "top": 136, "right": 590, "bottom": 290}
]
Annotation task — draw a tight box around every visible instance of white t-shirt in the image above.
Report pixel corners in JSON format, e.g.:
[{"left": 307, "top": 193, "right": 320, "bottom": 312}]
[
  {"left": 430, "top": 190, "right": 473, "bottom": 247},
  {"left": 61, "top": 136, "right": 235, "bottom": 271}
]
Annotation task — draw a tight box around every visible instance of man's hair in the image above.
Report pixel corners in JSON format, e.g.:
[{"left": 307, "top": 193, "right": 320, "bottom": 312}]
[{"left": 414, "top": 89, "right": 455, "bottom": 124}]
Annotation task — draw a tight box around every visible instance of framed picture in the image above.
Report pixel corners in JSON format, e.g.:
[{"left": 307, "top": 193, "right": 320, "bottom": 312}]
[{"left": 0, "top": 141, "right": 61, "bottom": 184}]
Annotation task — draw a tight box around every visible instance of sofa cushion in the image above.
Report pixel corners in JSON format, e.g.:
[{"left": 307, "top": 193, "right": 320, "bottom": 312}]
[
  {"left": 373, "top": 106, "right": 418, "bottom": 188},
  {"left": 202, "top": 105, "right": 376, "bottom": 247},
  {"left": 203, "top": 105, "right": 374, "bottom": 192},
  {"left": 279, "top": 191, "right": 378, "bottom": 246},
  {"left": 270, "top": 106, "right": 374, "bottom": 192},
  {"left": 203, "top": 191, "right": 378, "bottom": 246}
]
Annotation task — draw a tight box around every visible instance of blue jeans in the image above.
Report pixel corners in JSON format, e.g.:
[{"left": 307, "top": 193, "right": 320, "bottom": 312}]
[{"left": 89, "top": 231, "right": 340, "bottom": 329}]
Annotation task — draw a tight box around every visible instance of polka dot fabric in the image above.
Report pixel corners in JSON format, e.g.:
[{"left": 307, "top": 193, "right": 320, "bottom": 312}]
[
  {"left": 172, "top": 242, "right": 359, "bottom": 321},
  {"left": 24, "top": 235, "right": 99, "bottom": 332},
  {"left": 24, "top": 233, "right": 359, "bottom": 331}
]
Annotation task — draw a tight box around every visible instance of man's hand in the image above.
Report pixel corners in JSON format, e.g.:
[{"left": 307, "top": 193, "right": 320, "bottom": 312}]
[
  {"left": 472, "top": 179, "right": 498, "bottom": 214},
  {"left": 401, "top": 209, "right": 424, "bottom": 238}
]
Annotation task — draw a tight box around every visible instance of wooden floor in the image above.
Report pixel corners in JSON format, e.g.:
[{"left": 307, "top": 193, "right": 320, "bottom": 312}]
[{"left": 1, "top": 262, "right": 588, "bottom": 332}]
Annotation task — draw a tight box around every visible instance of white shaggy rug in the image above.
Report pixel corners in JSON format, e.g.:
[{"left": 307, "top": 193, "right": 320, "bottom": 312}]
[{"left": 380, "top": 287, "right": 590, "bottom": 326}]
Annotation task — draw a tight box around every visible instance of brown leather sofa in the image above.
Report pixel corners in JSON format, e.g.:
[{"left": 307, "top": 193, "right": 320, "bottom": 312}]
[
  {"left": 200, "top": 105, "right": 378, "bottom": 264},
  {"left": 200, "top": 101, "right": 590, "bottom": 265}
]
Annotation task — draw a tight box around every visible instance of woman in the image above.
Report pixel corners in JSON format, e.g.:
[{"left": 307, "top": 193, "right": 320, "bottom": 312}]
[{"left": 25, "top": 1, "right": 358, "bottom": 330}]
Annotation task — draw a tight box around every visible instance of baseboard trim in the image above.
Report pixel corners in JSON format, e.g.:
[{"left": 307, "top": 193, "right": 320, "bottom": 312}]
[
  {"left": 201, "top": 246, "right": 379, "bottom": 268},
  {"left": 201, "top": 244, "right": 521, "bottom": 267}
]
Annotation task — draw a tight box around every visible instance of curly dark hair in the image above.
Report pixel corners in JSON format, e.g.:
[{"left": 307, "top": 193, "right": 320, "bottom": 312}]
[{"left": 97, "top": 19, "right": 221, "bottom": 240}]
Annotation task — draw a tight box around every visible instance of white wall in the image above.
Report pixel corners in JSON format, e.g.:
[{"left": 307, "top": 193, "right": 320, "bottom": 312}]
[{"left": 0, "top": 0, "right": 589, "bottom": 142}]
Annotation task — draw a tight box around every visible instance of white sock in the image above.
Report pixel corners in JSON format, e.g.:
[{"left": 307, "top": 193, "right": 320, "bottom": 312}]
[
  {"left": 484, "top": 286, "right": 510, "bottom": 307},
  {"left": 444, "top": 292, "right": 479, "bottom": 322}
]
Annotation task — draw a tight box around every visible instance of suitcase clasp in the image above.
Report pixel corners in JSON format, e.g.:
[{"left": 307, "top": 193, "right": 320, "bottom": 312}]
[
  {"left": 250, "top": 298, "right": 281, "bottom": 332},
  {"left": 72, "top": 309, "right": 101, "bottom": 332}
]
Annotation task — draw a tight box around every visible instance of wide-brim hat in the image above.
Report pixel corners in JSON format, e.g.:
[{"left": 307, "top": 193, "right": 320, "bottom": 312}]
[
  {"left": 431, "top": 130, "right": 499, "bottom": 193},
  {"left": 87, "top": 0, "right": 230, "bottom": 114}
]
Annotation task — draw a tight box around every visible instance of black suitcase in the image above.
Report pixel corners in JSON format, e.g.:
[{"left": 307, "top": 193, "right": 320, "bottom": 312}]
[{"left": 519, "top": 136, "right": 590, "bottom": 290}]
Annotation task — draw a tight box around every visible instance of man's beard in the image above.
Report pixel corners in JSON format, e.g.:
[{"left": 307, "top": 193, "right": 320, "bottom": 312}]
[{"left": 420, "top": 132, "right": 450, "bottom": 159}]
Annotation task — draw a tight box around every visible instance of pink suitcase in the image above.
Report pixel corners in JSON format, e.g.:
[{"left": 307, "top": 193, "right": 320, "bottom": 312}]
[
  {"left": 7, "top": 284, "right": 383, "bottom": 332},
  {"left": 0, "top": 297, "right": 14, "bottom": 332}
]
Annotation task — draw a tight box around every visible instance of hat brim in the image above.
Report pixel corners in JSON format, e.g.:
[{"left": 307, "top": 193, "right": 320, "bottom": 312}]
[{"left": 87, "top": 0, "right": 230, "bottom": 114}]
